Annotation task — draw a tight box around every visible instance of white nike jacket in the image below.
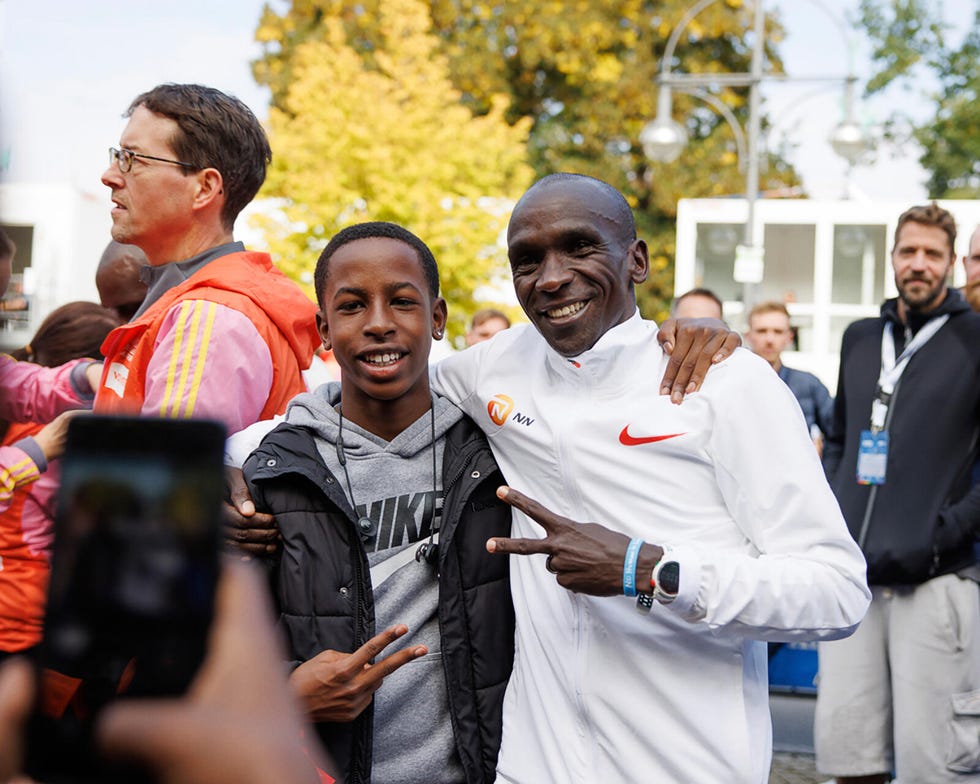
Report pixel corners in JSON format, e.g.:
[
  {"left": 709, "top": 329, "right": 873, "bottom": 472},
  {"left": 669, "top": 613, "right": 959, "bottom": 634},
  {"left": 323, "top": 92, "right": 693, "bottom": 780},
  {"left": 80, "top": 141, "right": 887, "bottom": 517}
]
[{"left": 431, "top": 312, "right": 870, "bottom": 784}]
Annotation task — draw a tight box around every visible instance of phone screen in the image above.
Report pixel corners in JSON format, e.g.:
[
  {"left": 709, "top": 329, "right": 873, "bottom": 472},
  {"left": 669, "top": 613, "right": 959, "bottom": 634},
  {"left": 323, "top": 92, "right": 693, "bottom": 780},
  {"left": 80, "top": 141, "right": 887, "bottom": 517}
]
[{"left": 24, "top": 415, "right": 226, "bottom": 782}]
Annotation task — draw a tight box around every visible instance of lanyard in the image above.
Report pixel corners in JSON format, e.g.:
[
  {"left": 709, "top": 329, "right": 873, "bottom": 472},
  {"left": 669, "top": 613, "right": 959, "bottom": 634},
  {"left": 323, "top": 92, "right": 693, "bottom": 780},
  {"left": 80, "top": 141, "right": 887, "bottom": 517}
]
[{"left": 870, "top": 314, "right": 948, "bottom": 431}]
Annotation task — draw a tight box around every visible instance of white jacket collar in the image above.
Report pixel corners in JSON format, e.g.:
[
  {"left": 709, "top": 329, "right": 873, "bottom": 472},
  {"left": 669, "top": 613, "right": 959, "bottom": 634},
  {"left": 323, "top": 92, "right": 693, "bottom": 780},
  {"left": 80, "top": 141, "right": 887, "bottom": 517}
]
[{"left": 543, "top": 310, "right": 658, "bottom": 387}]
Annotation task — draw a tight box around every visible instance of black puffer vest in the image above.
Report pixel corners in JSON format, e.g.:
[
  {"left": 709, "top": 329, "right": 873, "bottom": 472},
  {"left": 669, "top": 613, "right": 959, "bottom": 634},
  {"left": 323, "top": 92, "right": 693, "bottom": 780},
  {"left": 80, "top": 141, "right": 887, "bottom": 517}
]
[{"left": 244, "top": 417, "right": 514, "bottom": 783}]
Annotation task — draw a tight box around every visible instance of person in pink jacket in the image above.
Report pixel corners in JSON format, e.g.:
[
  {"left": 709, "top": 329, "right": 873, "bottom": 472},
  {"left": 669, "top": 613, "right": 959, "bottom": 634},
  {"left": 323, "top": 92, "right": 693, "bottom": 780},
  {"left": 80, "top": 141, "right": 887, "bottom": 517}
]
[{"left": 0, "top": 302, "right": 119, "bottom": 655}]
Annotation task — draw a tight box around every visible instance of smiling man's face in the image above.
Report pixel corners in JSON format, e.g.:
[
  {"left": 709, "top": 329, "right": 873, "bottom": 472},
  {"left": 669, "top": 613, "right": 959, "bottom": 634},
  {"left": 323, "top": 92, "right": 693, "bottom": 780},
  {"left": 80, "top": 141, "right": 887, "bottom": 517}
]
[{"left": 507, "top": 179, "right": 648, "bottom": 357}]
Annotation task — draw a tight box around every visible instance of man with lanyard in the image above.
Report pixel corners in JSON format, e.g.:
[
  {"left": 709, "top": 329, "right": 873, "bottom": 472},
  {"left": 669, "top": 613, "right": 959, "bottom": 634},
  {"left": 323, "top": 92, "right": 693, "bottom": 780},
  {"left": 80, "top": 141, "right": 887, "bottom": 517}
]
[
  {"left": 95, "top": 84, "right": 319, "bottom": 432},
  {"left": 816, "top": 203, "right": 980, "bottom": 784}
]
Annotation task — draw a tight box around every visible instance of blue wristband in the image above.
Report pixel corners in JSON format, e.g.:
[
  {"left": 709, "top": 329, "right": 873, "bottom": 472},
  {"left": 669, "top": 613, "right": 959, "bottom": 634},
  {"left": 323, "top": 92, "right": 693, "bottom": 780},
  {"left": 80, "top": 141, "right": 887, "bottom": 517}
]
[{"left": 623, "top": 538, "right": 644, "bottom": 597}]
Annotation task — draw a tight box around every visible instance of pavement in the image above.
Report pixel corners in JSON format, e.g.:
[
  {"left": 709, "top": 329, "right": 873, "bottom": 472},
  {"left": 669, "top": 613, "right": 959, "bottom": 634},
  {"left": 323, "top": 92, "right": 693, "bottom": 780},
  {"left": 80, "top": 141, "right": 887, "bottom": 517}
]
[
  {"left": 770, "top": 752, "right": 825, "bottom": 784},
  {"left": 769, "top": 693, "right": 826, "bottom": 784}
]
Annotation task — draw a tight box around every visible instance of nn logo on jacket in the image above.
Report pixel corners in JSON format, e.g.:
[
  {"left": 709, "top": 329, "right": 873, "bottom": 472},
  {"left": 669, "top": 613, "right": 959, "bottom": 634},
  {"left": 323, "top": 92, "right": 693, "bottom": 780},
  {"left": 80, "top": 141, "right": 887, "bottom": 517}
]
[{"left": 487, "top": 394, "right": 534, "bottom": 427}]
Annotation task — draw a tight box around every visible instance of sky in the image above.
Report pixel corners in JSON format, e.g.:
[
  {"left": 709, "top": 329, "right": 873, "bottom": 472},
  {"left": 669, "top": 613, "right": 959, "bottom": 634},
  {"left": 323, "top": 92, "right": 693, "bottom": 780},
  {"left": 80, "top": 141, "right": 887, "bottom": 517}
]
[{"left": 0, "top": 0, "right": 972, "bottom": 211}]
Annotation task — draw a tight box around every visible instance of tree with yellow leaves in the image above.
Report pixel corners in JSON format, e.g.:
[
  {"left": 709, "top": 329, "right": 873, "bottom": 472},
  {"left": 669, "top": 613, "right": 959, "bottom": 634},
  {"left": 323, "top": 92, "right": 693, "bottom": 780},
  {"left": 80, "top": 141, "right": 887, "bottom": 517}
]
[
  {"left": 255, "top": 0, "right": 533, "bottom": 338},
  {"left": 255, "top": 0, "right": 799, "bottom": 319}
]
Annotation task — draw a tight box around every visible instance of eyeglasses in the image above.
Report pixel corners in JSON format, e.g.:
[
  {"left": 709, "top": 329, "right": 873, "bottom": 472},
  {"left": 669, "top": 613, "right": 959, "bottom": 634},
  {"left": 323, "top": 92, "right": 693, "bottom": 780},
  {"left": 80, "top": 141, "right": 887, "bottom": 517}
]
[{"left": 108, "top": 147, "right": 197, "bottom": 174}]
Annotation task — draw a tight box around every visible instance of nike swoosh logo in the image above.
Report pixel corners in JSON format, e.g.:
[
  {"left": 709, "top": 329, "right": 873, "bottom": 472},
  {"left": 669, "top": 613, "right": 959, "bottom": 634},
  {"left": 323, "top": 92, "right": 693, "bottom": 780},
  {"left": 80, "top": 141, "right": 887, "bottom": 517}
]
[{"left": 619, "top": 427, "right": 686, "bottom": 446}]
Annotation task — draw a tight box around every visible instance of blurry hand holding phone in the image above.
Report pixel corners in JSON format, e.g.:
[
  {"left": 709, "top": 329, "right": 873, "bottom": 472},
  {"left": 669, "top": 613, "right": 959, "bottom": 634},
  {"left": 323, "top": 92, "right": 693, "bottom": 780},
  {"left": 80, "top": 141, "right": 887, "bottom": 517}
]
[{"left": 25, "top": 415, "right": 225, "bottom": 782}]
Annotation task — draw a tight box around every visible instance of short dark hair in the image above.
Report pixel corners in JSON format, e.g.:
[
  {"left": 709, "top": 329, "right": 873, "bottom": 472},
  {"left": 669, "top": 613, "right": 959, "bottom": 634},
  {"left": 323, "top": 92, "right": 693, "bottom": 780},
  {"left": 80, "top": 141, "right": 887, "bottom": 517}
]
[
  {"left": 747, "top": 300, "right": 790, "bottom": 324},
  {"left": 893, "top": 202, "right": 957, "bottom": 258},
  {"left": 127, "top": 84, "right": 271, "bottom": 231},
  {"left": 314, "top": 222, "right": 440, "bottom": 310},
  {"left": 518, "top": 173, "right": 637, "bottom": 242},
  {"left": 470, "top": 308, "right": 511, "bottom": 329},
  {"left": 9, "top": 301, "right": 119, "bottom": 366},
  {"left": 671, "top": 287, "right": 723, "bottom": 316}
]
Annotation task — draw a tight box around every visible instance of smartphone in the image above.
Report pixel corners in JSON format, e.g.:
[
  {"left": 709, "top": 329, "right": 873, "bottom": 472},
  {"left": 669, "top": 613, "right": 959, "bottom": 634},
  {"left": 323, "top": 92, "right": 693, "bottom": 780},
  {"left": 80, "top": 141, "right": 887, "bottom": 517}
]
[{"left": 24, "top": 415, "right": 226, "bottom": 782}]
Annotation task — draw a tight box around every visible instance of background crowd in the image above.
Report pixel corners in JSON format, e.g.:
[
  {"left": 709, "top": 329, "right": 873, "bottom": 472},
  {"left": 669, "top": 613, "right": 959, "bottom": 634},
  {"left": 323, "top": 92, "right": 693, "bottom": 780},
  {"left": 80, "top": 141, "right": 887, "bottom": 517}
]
[{"left": 0, "top": 78, "right": 977, "bottom": 784}]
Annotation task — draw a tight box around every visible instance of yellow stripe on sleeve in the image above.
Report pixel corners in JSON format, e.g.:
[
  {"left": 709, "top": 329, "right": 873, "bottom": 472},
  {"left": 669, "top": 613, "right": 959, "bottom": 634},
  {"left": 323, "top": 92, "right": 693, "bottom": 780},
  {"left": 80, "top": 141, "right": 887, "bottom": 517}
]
[
  {"left": 171, "top": 301, "right": 205, "bottom": 417},
  {"left": 181, "top": 301, "right": 217, "bottom": 418},
  {"left": 160, "top": 300, "right": 193, "bottom": 417},
  {"left": 0, "top": 456, "right": 41, "bottom": 501}
]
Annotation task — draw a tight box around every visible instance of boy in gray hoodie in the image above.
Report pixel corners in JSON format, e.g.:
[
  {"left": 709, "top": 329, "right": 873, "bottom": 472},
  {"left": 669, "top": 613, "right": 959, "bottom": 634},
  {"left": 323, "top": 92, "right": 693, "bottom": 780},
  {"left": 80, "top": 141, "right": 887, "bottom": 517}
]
[{"left": 241, "top": 223, "right": 513, "bottom": 784}]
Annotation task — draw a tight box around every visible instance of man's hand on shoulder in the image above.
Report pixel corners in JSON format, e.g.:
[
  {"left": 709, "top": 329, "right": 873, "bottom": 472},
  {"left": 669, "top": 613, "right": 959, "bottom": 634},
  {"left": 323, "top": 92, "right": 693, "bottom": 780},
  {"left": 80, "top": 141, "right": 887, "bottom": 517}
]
[
  {"left": 223, "top": 466, "right": 280, "bottom": 558},
  {"left": 657, "top": 317, "right": 740, "bottom": 404}
]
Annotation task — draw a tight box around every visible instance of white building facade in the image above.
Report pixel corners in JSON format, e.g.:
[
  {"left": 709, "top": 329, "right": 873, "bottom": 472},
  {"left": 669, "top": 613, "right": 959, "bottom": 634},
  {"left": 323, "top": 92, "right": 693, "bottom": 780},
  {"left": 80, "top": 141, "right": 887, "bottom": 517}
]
[
  {"left": 0, "top": 183, "right": 109, "bottom": 351},
  {"left": 674, "top": 198, "right": 980, "bottom": 390}
]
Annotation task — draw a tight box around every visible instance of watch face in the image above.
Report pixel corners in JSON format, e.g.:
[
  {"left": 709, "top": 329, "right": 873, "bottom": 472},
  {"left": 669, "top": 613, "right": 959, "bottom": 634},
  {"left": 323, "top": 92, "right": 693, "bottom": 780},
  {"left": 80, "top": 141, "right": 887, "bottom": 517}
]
[{"left": 659, "top": 561, "right": 680, "bottom": 595}]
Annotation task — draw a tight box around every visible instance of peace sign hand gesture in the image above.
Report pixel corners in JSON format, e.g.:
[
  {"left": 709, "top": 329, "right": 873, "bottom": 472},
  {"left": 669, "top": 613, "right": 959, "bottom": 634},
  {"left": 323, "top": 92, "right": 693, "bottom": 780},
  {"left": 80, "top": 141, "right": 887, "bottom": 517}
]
[
  {"left": 486, "top": 486, "right": 664, "bottom": 597},
  {"left": 289, "top": 625, "right": 427, "bottom": 723}
]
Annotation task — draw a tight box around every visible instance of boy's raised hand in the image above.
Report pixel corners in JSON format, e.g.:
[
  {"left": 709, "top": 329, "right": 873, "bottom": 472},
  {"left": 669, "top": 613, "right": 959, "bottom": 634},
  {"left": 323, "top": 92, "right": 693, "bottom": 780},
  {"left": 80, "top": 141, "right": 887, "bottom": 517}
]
[{"left": 289, "top": 626, "right": 427, "bottom": 723}]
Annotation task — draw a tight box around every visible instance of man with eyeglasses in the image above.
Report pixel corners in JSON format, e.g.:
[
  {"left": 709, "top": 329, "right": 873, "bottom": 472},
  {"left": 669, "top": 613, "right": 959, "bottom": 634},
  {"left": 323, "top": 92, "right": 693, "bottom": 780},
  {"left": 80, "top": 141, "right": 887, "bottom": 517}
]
[{"left": 95, "top": 84, "right": 319, "bottom": 434}]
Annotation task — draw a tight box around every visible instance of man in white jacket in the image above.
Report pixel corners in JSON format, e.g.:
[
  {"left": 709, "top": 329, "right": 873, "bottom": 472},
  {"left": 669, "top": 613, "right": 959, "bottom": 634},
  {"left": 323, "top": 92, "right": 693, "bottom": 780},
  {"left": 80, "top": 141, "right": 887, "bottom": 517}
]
[{"left": 430, "top": 172, "right": 871, "bottom": 784}]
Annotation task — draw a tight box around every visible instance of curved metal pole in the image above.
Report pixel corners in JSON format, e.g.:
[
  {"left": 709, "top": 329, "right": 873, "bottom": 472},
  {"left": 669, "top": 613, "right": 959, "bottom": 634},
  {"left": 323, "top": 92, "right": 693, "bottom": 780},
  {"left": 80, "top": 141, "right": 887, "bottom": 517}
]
[
  {"left": 679, "top": 88, "right": 749, "bottom": 173},
  {"left": 798, "top": 0, "right": 855, "bottom": 73},
  {"left": 743, "top": 0, "right": 764, "bottom": 309},
  {"left": 662, "top": 0, "right": 856, "bottom": 78},
  {"left": 660, "top": 0, "right": 722, "bottom": 79},
  {"left": 762, "top": 83, "right": 839, "bottom": 161},
  {"left": 765, "top": 82, "right": 855, "bottom": 147},
  {"left": 653, "top": 0, "right": 863, "bottom": 304}
]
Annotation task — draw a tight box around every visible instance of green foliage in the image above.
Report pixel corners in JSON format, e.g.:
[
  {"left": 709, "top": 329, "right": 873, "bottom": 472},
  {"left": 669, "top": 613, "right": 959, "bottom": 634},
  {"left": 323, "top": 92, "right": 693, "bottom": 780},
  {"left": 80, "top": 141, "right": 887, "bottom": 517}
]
[
  {"left": 857, "top": 0, "right": 947, "bottom": 94},
  {"left": 915, "top": 16, "right": 980, "bottom": 197},
  {"left": 254, "top": 0, "right": 800, "bottom": 320},
  {"left": 858, "top": 0, "right": 980, "bottom": 198},
  {"left": 255, "top": 0, "right": 534, "bottom": 340}
]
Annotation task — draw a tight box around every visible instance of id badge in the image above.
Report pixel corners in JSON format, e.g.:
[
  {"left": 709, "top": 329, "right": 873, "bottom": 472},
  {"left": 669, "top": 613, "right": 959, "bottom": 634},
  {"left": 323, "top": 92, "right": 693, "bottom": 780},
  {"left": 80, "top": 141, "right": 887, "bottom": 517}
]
[{"left": 857, "top": 429, "right": 888, "bottom": 485}]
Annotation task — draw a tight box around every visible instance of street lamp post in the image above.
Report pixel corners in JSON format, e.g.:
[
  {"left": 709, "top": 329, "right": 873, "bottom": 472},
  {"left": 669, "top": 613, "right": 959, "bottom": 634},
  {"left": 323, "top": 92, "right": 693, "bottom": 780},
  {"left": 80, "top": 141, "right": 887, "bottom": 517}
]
[
  {"left": 829, "top": 75, "right": 871, "bottom": 198},
  {"left": 641, "top": 0, "right": 871, "bottom": 312},
  {"left": 743, "top": 0, "right": 764, "bottom": 307}
]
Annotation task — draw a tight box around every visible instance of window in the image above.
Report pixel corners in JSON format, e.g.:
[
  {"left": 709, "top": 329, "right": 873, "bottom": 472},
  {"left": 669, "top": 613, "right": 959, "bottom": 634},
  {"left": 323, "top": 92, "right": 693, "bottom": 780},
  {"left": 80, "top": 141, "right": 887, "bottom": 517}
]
[
  {"left": 694, "top": 223, "right": 742, "bottom": 301},
  {"left": 831, "top": 224, "right": 887, "bottom": 305},
  {"left": 760, "top": 223, "right": 816, "bottom": 303}
]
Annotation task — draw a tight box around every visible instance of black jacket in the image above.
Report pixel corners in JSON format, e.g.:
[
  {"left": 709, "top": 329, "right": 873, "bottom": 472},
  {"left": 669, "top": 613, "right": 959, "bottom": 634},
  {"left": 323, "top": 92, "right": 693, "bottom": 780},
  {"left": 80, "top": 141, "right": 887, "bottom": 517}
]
[
  {"left": 243, "top": 416, "right": 514, "bottom": 784},
  {"left": 823, "top": 289, "right": 980, "bottom": 584}
]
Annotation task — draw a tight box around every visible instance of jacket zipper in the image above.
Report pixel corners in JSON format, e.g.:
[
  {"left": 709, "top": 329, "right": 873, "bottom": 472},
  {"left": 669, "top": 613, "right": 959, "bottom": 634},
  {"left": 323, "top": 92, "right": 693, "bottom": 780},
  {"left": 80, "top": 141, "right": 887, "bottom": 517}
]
[
  {"left": 437, "top": 432, "right": 496, "bottom": 784},
  {"left": 258, "top": 446, "right": 370, "bottom": 784}
]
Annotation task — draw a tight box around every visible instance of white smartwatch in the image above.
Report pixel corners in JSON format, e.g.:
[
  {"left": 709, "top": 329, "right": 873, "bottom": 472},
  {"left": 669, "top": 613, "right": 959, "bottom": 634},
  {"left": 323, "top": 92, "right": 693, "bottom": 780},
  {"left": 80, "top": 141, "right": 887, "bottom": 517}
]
[
  {"left": 651, "top": 556, "right": 680, "bottom": 605},
  {"left": 635, "top": 551, "right": 680, "bottom": 613}
]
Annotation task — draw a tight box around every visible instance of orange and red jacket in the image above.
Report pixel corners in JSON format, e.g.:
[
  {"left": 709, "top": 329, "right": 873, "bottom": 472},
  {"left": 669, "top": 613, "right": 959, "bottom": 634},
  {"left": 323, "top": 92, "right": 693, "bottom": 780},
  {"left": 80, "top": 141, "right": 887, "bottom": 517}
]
[{"left": 96, "top": 251, "right": 319, "bottom": 429}]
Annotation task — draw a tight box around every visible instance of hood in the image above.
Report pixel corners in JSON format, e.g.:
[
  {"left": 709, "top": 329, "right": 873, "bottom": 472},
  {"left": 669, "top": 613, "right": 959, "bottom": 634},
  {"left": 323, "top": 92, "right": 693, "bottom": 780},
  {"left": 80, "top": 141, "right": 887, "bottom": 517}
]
[
  {"left": 187, "top": 251, "right": 320, "bottom": 370},
  {"left": 881, "top": 286, "right": 971, "bottom": 334},
  {"left": 284, "top": 382, "right": 464, "bottom": 459}
]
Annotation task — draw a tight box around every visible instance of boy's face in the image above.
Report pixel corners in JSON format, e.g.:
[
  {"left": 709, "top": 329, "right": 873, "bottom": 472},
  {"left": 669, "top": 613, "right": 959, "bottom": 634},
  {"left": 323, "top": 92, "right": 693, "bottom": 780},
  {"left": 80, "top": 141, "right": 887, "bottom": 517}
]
[{"left": 317, "top": 237, "right": 446, "bottom": 411}]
